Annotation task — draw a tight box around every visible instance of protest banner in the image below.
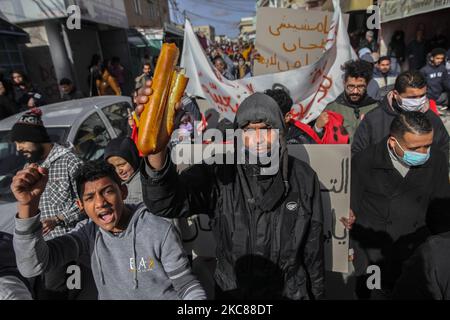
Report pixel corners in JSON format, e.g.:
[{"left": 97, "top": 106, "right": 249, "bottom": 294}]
[
  {"left": 254, "top": 8, "right": 333, "bottom": 75},
  {"left": 181, "top": 0, "right": 357, "bottom": 125}
]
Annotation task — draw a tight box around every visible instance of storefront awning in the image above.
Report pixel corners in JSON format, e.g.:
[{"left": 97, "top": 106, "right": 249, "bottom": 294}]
[
  {"left": 381, "top": 0, "right": 450, "bottom": 23},
  {"left": 128, "top": 29, "right": 151, "bottom": 48},
  {"left": 0, "top": 18, "right": 29, "bottom": 42},
  {"left": 164, "top": 22, "right": 184, "bottom": 38}
]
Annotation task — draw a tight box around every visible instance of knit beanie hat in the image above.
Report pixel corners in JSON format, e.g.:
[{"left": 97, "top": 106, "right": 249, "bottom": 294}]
[{"left": 10, "top": 108, "right": 51, "bottom": 143}]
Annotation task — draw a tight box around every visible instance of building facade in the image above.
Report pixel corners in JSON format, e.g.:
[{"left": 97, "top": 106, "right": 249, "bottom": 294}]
[
  {"left": 257, "top": 0, "right": 325, "bottom": 8},
  {"left": 124, "top": 0, "right": 170, "bottom": 28},
  {"left": 0, "top": 0, "right": 133, "bottom": 101},
  {"left": 193, "top": 25, "right": 216, "bottom": 43},
  {"left": 239, "top": 17, "right": 256, "bottom": 41},
  {"left": 0, "top": 17, "right": 29, "bottom": 74}
]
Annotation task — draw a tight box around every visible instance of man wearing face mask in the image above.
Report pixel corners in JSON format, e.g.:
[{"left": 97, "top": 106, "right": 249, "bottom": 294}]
[
  {"left": 350, "top": 112, "right": 450, "bottom": 299},
  {"left": 352, "top": 71, "right": 449, "bottom": 161},
  {"left": 136, "top": 88, "right": 325, "bottom": 300}
]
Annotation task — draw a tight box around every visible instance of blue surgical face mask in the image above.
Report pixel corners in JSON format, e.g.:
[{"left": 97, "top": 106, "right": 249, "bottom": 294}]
[{"left": 393, "top": 138, "right": 431, "bottom": 166}]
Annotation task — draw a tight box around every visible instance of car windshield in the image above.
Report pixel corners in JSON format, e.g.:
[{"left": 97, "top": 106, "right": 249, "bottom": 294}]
[{"left": 0, "top": 127, "right": 69, "bottom": 203}]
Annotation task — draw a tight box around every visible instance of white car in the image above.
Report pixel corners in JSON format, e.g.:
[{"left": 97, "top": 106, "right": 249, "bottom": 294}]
[{"left": 0, "top": 96, "right": 133, "bottom": 233}]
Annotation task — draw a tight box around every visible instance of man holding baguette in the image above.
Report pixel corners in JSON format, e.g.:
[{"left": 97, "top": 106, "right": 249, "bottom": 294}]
[{"left": 136, "top": 81, "right": 325, "bottom": 300}]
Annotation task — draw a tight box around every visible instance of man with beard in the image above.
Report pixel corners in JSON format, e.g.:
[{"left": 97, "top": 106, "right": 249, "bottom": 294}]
[
  {"left": 313, "top": 60, "right": 378, "bottom": 142},
  {"left": 352, "top": 71, "right": 449, "bottom": 161},
  {"left": 11, "top": 108, "right": 86, "bottom": 299},
  {"left": 420, "top": 48, "right": 450, "bottom": 112},
  {"left": 371, "top": 56, "right": 399, "bottom": 100},
  {"left": 134, "top": 63, "right": 153, "bottom": 92},
  {"left": 136, "top": 86, "right": 325, "bottom": 300},
  {"left": 350, "top": 112, "right": 449, "bottom": 299}
]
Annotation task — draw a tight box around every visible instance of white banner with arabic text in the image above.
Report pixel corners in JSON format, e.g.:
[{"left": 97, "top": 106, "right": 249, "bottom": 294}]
[{"left": 180, "top": 0, "right": 357, "bottom": 124}]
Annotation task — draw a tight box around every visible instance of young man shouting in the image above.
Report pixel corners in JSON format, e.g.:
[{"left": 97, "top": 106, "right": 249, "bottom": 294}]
[{"left": 11, "top": 161, "right": 206, "bottom": 300}]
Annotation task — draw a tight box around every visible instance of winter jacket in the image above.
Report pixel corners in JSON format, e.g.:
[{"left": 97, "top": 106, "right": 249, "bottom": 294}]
[
  {"left": 388, "top": 34, "right": 406, "bottom": 63},
  {"left": 287, "top": 120, "right": 320, "bottom": 144},
  {"left": 14, "top": 86, "right": 46, "bottom": 111},
  {"left": 319, "top": 93, "right": 378, "bottom": 141},
  {"left": 61, "top": 87, "right": 85, "bottom": 101},
  {"left": 407, "top": 40, "right": 427, "bottom": 70},
  {"left": 141, "top": 156, "right": 324, "bottom": 300},
  {"left": 141, "top": 93, "right": 325, "bottom": 300},
  {"left": 371, "top": 68, "right": 399, "bottom": 100},
  {"left": 0, "top": 95, "right": 17, "bottom": 120},
  {"left": 420, "top": 61, "right": 450, "bottom": 101},
  {"left": 351, "top": 138, "right": 449, "bottom": 291},
  {"left": 352, "top": 94, "right": 449, "bottom": 162},
  {"left": 392, "top": 231, "right": 450, "bottom": 300}
]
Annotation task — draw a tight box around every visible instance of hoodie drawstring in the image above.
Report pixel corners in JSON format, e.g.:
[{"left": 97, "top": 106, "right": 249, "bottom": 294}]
[
  {"left": 94, "top": 231, "right": 105, "bottom": 285},
  {"left": 132, "top": 223, "right": 138, "bottom": 290}
]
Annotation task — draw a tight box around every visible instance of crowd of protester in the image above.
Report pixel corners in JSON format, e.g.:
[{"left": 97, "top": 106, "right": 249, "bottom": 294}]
[{"left": 0, "top": 24, "right": 449, "bottom": 302}]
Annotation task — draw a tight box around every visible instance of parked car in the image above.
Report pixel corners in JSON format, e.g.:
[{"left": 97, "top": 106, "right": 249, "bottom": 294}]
[{"left": 0, "top": 96, "right": 133, "bottom": 233}]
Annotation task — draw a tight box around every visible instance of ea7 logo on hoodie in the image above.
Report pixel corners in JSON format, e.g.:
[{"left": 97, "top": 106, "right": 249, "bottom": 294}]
[{"left": 129, "top": 257, "right": 155, "bottom": 273}]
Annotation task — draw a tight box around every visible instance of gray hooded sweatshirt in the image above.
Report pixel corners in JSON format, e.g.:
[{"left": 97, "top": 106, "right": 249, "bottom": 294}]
[{"left": 13, "top": 203, "right": 206, "bottom": 300}]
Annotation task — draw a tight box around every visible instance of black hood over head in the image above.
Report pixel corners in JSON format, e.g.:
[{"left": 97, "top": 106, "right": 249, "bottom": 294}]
[
  {"left": 234, "top": 93, "right": 290, "bottom": 199},
  {"left": 104, "top": 137, "right": 141, "bottom": 172},
  {"left": 234, "top": 92, "right": 286, "bottom": 134}
]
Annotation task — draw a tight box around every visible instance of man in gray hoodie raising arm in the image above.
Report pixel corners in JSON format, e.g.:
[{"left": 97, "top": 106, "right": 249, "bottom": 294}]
[{"left": 11, "top": 161, "right": 206, "bottom": 300}]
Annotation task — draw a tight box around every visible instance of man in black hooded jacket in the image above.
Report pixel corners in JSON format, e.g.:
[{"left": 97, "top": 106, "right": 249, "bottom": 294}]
[{"left": 135, "top": 87, "right": 325, "bottom": 300}]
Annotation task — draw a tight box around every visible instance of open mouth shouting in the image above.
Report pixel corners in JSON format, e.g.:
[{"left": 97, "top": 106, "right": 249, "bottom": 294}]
[{"left": 98, "top": 209, "right": 114, "bottom": 224}]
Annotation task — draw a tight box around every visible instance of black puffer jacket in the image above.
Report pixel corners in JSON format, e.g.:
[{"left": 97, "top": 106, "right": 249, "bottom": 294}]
[
  {"left": 141, "top": 93, "right": 324, "bottom": 300},
  {"left": 392, "top": 231, "right": 450, "bottom": 300}
]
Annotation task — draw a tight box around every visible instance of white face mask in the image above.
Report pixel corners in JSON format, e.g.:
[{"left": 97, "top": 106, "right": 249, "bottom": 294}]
[{"left": 398, "top": 95, "right": 428, "bottom": 112}]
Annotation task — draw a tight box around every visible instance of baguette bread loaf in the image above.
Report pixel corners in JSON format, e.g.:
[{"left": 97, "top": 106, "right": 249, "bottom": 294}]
[{"left": 137, "top": 43, "right": 187, "bottom": 155}]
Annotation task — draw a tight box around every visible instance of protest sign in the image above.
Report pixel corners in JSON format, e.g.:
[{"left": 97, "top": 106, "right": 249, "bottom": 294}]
[
  {"left": 181, "top": 0, "right": 357, "bottom": 124},
  {"left": 254, "top": 8, "right": 333, "bottom": 75}
]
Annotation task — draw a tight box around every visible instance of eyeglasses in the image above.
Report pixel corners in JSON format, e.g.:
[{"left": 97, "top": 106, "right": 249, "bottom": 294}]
[{"left": 346, "top": 85, "right": 367, "bottom": 92}]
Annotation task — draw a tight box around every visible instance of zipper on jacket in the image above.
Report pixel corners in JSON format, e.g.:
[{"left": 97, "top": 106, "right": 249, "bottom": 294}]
[{"left": 248, "top": 207, "right": 255, "bottom": 255}]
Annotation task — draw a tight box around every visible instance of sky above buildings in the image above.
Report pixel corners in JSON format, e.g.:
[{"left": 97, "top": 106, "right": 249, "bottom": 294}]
[{"left": 169, "top": 0, "right": 256, "bottom": 38}]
